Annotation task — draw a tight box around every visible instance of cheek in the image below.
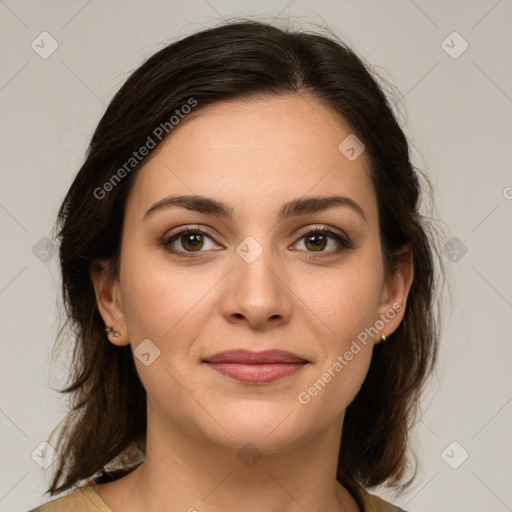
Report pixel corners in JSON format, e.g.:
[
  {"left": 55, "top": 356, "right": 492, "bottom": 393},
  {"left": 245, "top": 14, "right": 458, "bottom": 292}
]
[
  {"left": 119, "top": 259, "right": 219, "bottom": 408},
  {"left": 294, "top": 285, "right": 378, "bottom": 418},
  {"left": 291, "top": 256, "right": 383, "bottom": 407},
  {"left": 119, "top": 250, "right": 222, "bottom": 349},
  {"left": 295, "top": 262, "right": 384, "bottom": 344}
]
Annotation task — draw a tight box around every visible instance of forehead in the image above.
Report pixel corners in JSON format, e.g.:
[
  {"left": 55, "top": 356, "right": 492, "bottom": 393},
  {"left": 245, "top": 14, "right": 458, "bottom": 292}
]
[{"left": 126, "top": 94, "right": 378, "bottom": 226}]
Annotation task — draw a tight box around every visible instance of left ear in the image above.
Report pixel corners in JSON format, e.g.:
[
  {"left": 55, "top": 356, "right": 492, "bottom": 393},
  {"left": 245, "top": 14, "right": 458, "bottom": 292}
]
[{"left": 375, "top": 245, "right": 414, "bottom": 343}]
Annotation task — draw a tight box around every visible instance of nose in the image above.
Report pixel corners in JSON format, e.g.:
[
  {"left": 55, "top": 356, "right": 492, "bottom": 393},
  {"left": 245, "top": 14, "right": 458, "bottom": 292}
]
[{"left": 219, "top": 250, "right": 293, "bottom": 330}]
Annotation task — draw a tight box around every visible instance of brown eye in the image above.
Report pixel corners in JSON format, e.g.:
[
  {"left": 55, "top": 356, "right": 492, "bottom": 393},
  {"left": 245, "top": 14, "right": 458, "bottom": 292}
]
[
  {"left": 163, "top": 228, "right": 218, "bottom": 254},
  {"left": 304, "top": 233, "right": 328, "bottom": 251},
  {"left": 294, "top": 229, "right": 351, "bottom": 254},
  {"left": 179, "top": 233, "right": 204, "bottom": 251}
]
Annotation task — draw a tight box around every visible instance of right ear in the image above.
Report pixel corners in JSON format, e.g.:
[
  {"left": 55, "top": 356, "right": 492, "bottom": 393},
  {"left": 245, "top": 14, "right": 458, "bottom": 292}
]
[{"left": 89, "top": 259, "right": 130, "bottom": 346}]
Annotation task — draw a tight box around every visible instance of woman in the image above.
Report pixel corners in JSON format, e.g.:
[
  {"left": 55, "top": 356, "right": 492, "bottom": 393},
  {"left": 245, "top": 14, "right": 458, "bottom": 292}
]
[{"left": 29, "top": 19, "right": 440, "bottom": 512}]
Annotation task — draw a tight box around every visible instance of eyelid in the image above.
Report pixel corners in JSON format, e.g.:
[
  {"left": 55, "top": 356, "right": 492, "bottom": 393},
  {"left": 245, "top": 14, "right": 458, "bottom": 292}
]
[
  {"left": 162, "top": 225, "right": 222, "bottom": 247},
  {"left": 293, "top": 223, "right": 350, "bottom": 242},
  {"left": 161, "top": 223, "right": 353, "bottom": 256},
  {"left": 290, "top": 224, "right": 353, "bottom": 254}
]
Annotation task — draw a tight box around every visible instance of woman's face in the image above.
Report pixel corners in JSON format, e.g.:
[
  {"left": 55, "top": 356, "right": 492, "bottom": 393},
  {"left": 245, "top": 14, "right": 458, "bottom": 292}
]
[{"left": 95, "top": 94, "right": 411, "bottom": 453}]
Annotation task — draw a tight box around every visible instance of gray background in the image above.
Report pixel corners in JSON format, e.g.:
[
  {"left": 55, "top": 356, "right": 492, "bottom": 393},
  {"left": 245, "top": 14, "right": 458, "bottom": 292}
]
[{"left": 1, "top": 1, "right": 511, "bottom": 511}]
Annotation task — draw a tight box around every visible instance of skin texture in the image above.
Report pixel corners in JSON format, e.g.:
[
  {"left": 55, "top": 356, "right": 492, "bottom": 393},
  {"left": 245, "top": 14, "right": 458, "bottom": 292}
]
[{"left": 91, "top": 94, "right": 413, "bottom": 512}]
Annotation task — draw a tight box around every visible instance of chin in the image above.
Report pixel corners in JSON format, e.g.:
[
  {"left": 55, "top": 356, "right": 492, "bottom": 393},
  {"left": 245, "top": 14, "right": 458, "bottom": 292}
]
[{"left": 199, "top": 401, "right": 309, "bottom": 454}]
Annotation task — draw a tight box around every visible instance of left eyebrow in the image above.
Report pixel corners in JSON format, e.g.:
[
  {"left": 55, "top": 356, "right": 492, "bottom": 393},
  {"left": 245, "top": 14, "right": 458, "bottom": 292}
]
[
  {"left": 143, "top": 194, "right": 367, "bottom": 223},
  {"left": 278, "top": 195, "right": 367, "bottom": 223}
]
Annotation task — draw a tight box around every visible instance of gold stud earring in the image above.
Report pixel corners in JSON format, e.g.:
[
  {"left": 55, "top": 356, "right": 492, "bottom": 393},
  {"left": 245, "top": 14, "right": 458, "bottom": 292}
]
[{"left": 381, "top": 332, "right": 387, "bottom": 342}]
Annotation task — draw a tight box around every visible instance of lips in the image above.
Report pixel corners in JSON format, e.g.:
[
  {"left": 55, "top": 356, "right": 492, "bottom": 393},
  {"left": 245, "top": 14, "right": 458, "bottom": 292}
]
[
  {"left": 203, "top": 349, "right": 308, "bottom": 384},
  {"left": 204, "top": 349, "right": 308, "bottom": 364}
]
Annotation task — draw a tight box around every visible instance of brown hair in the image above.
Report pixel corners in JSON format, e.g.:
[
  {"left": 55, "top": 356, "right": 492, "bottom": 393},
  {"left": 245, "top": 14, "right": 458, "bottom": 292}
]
[{"left": 47, "top": 19, "right": 441, "bottom": 496}]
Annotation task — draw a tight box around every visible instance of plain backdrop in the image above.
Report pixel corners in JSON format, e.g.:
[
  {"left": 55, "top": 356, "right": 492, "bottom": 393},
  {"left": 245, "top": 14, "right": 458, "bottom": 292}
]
[{"left": 1, "top": 1, "right": 511, "bottom": 511}]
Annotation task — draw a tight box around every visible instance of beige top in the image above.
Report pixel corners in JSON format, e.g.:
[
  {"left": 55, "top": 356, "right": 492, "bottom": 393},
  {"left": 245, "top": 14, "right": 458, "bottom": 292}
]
[{"left": 28, "top": 484, "right": 405, "bottom": 512}]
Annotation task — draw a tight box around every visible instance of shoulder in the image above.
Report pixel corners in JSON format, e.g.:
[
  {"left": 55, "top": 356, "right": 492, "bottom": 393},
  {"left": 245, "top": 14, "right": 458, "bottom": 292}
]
[
  {"left": 356, "top": 487, "right": 407, "bottom": 512},
  {"left": 26, "top": 484, "right": 112, "bottom": 512}
]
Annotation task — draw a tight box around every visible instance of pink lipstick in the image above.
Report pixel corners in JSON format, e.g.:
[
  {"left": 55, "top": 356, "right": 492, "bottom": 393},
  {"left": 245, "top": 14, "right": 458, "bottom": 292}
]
[{"left": 204, "top": 349, "right": 308, "bottom": 384}]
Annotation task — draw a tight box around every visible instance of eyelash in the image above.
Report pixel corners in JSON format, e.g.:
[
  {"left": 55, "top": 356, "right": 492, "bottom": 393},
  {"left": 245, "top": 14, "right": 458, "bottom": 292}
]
[{"left": 161, "top": 225, "right": 353, "bottom": 259}]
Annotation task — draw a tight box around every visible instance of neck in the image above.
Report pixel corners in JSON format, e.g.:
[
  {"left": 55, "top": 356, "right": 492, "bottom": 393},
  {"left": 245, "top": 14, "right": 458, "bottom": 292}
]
[{"left": 116, "top": 403, "right": 359, "bottom": 512}]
